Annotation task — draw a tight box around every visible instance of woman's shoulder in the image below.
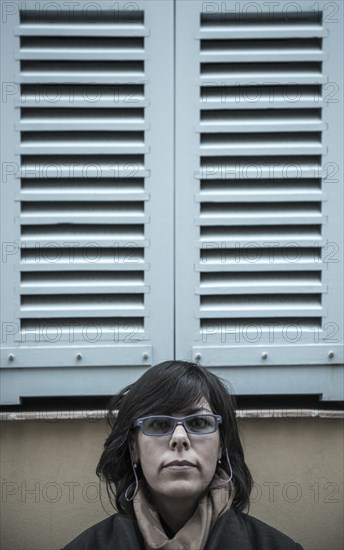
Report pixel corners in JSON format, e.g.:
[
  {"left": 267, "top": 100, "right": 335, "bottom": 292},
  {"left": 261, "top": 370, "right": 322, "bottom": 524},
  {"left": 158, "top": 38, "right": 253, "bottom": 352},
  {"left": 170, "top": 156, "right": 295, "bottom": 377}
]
[
  {"left": 207, "top": 508, "right": 303, "bottom": 550},
  {"left": 63, "top": 508, "right": 303, "bottom": 550},
  {"left": 63, "top": 513, "right": 144, "bottom": 550}
]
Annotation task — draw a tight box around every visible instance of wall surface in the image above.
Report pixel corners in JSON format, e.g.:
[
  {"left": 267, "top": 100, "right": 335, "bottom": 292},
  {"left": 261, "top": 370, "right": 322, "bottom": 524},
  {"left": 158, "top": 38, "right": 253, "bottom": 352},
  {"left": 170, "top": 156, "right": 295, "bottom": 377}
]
[{"left": 1, "top": 415, "right": 343, "bottom": 550}]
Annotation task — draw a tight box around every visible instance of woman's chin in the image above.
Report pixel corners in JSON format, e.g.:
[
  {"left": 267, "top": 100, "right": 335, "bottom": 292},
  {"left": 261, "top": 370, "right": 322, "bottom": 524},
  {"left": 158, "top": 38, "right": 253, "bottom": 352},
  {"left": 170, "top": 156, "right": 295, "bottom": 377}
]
[{"left": 152, "top": 479, "right": 202, "bottom": 501}]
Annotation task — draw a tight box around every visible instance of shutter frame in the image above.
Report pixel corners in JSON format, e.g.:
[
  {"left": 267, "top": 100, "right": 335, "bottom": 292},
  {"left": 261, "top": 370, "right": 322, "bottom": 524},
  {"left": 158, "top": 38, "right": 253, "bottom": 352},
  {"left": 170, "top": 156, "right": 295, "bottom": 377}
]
[
  {"left": 0, "top": 0, "right": 174, "bottom": 403},
  {"left": 175, "top": 0, "right": 343, "bottom": 399}
]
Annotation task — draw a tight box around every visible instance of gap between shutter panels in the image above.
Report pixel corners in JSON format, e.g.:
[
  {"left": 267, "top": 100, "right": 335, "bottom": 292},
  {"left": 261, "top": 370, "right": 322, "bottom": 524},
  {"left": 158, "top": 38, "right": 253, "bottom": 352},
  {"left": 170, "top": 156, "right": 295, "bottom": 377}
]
[
  {"left": 18, "top": 8, "right": 147, "bottom": 345},
  {"left": 198, "top": 10, "right": 325, "bottom": 344}
]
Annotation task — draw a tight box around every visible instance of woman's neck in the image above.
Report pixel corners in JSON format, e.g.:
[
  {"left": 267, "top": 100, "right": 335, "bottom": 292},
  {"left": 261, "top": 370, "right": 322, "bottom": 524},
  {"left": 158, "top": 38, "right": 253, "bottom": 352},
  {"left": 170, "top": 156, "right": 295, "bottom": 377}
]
[{"left": 152, "top": 494, "right": 199, "bottom": 534}]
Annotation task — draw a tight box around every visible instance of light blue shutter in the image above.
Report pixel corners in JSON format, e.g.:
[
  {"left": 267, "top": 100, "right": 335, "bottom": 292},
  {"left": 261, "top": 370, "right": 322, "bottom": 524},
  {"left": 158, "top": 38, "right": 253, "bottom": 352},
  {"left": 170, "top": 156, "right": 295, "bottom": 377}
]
[
  {"left": 175, "top": 0, "right": 343, "bottom": 399},
  {"left": 0, "top": 0, "right": 174, "bottom": 404}
]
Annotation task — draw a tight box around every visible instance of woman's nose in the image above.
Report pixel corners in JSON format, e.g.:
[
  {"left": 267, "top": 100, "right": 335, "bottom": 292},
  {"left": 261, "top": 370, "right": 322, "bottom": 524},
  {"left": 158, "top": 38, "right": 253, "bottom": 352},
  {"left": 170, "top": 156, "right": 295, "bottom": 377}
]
[{"left": 169, "top": 423, "right": 191, "bottom": 449}]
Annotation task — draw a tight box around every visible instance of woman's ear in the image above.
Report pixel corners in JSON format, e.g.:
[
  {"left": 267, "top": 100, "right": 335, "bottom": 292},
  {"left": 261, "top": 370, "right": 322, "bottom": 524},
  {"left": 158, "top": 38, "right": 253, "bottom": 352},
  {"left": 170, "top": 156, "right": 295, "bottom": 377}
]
[{"left": 129, "top": 432, "right": 139, "bottom": 463}]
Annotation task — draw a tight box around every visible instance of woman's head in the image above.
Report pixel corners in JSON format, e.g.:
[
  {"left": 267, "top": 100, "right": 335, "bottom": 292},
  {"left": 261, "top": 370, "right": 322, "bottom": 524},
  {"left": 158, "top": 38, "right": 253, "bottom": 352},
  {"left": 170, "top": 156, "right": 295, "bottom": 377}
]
[{"left": 97, "top": 361, "right": 253, "bottom": 513}]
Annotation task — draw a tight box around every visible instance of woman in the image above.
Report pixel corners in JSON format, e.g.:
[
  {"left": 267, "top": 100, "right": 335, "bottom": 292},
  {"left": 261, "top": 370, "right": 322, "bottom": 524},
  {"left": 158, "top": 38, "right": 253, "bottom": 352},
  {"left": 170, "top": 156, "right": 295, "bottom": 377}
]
[{"left": 64, "top": 361, "right": 303, "bottom": 549}]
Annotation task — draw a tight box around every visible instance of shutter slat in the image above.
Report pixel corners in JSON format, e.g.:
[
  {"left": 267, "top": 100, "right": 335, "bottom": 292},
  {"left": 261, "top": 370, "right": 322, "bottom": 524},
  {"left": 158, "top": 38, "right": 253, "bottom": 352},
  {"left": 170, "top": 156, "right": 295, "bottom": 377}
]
[
  {"left": 201, "top": 99, "right": 324, "bottom": 110},
  {"left": 197, "top": 285, "right": 325, "bottom": 295},
  {"left": 199, "top": 11, "right": 325, "bottom": 39},
  {"left": 20, "top": 308, "right": 145, "bottom": 319},
  {"left": 21, "top": 285, "right": 147, "bottom": 295},
  {"left": 20, "top": 176, "right": 145, "bottom": 191},
  {"left": 20, "top": 167, "right": 149, "bottom": 178},
  {"left": 197, "top": 263, "right": 321, "bottom": 273},
  {"left": 197, "top": 192, "right": 323, "bottom": 202},
  {"left": 198, "top": 285, "right": 324, "bottom": 295},
  {"left": 17, "top": 98, "right": 149, "bottom": 108},
  {"left": 200, "top": 308, "right": 323, "bottom": 319},
  {"left": 200, "top": 144, "right": 324, "bottom": 156},
  {"left": 198, "top": 217, "right": 323, "bottom": 226},
  {"left": 19, "top": 113, "right": 148, "bottom": 130},
  {"left": 18, "top": 52, "right": 147, "bottom": 60},
  {"left": 19, "top": 191, "right": 149, "bottom": 201},
  {"left": 200, "top": 239, "right": 322, "bottom": 248},
  {"left": 198, "top": 158, "right": 323, "bottom": 179},
  {"left": 21, "top": 248, "right": 145, "bottom": 263},
  {"left": 20, "top": 201, "right": 147, "bottom": 225},
  {"left": 18, "top": 50, "right": 147, "bottom": 61},
  {"left": 20, "top": 217, "right": 147, "bottom": 225},
  {"left": 20, "top": 75, "right": 147, "bottom": 84},
  {"left": 21, "top": 262, "right": 146, "bottom": 272},
  {"left": 17, "top": 84, "right": 147, "bottom": 108},
  {"left": 199, "top": 109, "right": 326, "bottom": 133},
  {"left": 198, "top": 28, "right": 326, "bottom": 39},
  {"left": 20, "top": 130, "right": 147, "bottom": 155},
  {"left": 19, "top": 122, "right": 148, "bottom": 131},
  {"left": 15, "top": 25, "right": 149, "bottom": 38},
  {"left": 200, "top": 53, "right": 325, "bottom": 62},
  {"left": 20, "top": 145, "right": 148, "bottom": 154},
  {"left": 201, "top": 75, "right": 326, "bottom": 86},
  {"left": 200, "top": 38, "right": 324, "bottom": 63},
  {"left": 21, "top": 239, "right": 147, "bottom": 248},
  {"left": 201, "top": 85, "right": 323, "bottom": 110},
  {"left": 21, "top": 158, "right": 148, "bottom": 179},
  {"left": 198, "top": 271, "right": 324, "bottom": 295},
  {"left": 199, "top": 122, "right": 326, "bottom": 132},
  {"left": 18, "top": 323, "right": 146, "bottom": 344}
]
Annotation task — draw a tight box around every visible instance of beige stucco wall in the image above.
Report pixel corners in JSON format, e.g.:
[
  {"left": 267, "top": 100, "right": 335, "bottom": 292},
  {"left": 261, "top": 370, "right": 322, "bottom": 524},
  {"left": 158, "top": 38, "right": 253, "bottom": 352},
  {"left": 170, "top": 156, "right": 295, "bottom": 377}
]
[{"left": 1, "top": 415, "right": 343, "bottom": 550}]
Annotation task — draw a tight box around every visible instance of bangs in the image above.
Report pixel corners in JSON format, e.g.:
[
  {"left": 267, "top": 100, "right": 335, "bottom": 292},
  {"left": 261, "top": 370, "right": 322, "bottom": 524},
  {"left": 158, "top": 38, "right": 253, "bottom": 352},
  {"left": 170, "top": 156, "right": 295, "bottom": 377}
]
[{"left": 146, "top": 379, "right": 211, "bottom": 416}]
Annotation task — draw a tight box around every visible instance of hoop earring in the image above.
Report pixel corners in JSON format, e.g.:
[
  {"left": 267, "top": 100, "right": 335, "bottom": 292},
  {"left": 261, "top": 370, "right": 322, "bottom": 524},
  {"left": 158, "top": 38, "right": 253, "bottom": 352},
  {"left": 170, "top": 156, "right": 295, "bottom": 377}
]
[{"left": 124, "top": 460, "right": 139, "bottom": 502}]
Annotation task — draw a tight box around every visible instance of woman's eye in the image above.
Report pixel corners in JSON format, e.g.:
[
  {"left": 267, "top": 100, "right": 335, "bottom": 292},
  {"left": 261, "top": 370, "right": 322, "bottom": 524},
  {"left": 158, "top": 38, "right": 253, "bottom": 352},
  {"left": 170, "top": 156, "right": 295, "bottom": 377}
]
[
  {"left": 189, "top": 417, "right": 207, "bottom": 429},
  {"left": 150, "top": 419, "right": 169, "bottom": 430}
]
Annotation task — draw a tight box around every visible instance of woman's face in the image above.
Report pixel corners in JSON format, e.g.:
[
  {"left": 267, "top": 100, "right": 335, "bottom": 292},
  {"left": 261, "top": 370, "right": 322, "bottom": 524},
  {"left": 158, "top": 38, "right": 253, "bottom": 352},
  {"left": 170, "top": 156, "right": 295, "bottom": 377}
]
[{"left": 131, "top": 400, "right": 221, "bottom": 504}]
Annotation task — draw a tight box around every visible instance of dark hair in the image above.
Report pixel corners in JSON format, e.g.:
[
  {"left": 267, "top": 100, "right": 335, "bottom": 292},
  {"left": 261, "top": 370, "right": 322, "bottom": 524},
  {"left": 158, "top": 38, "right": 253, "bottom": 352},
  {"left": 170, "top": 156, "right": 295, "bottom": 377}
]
[{"left": 97, "top": 361, "right": 253, "bottom": 514}]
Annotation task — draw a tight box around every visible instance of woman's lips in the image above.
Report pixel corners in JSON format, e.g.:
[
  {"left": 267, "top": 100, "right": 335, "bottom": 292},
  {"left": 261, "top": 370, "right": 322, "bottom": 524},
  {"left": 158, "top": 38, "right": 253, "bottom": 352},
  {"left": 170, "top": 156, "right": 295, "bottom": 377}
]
[{"left": 164, "top": 460, "right": 196, "bottom": 468}]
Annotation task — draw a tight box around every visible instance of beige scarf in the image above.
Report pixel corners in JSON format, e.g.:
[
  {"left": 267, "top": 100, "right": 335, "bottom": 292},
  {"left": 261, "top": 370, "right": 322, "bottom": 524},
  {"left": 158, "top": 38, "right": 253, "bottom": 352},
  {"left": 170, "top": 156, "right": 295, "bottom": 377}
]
[{"left": 133, "top": 471, "right": 234, "bottom": 550}]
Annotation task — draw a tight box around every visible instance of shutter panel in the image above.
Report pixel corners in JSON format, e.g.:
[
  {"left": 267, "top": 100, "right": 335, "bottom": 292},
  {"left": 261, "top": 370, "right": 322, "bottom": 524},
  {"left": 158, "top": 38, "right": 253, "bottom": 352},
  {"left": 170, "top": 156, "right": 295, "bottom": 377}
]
[
  {"left": 176, "top": 0, "right": 343, "bottom": 399},
  {"left": 0, "top": 1, "right": 174, "bottom": 403}
]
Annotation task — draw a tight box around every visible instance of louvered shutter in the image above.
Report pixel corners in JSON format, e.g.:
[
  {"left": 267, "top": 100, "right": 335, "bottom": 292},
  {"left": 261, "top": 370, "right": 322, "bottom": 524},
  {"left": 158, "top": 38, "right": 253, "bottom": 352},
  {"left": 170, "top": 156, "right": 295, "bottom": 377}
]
[
  {"left": 175, "top": 0, "right": 343, "bottom": 399},
  {"left": 0, "top": 0, "right": 174, "bottom": 404}
]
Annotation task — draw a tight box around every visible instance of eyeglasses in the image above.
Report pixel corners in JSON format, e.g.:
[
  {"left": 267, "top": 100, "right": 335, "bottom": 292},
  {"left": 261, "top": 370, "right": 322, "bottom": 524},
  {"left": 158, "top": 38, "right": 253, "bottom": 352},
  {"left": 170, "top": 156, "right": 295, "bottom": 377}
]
[{"left": 132, "top": 414, "right": 222, "bottom": 436}]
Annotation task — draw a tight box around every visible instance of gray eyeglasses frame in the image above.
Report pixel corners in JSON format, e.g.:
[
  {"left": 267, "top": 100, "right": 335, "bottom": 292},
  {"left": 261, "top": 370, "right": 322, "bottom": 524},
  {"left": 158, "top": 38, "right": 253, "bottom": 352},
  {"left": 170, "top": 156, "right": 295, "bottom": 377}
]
[{"left": 132, "top": 413, "right": 222, "bottom": 436}]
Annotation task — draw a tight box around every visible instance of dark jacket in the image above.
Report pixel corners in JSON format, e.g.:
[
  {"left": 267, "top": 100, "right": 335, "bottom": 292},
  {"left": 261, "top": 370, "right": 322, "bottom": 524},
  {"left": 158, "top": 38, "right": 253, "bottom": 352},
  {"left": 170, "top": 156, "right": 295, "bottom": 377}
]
[{"left": 64, "top": 508, "right": 303, "bottom": 549}]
